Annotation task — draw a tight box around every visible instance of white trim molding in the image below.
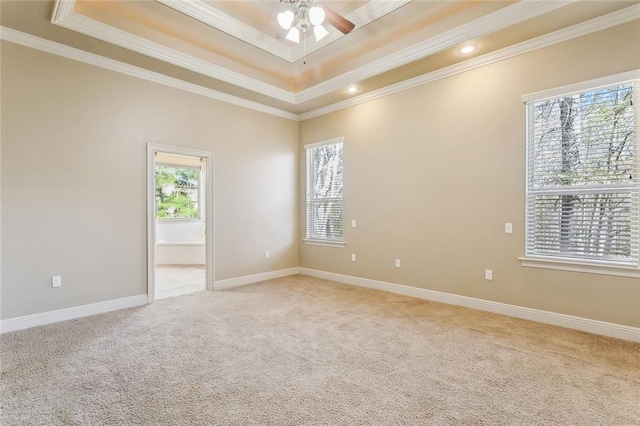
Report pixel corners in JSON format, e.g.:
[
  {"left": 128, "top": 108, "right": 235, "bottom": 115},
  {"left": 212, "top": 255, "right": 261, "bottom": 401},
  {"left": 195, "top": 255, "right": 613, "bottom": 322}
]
[
  {"left": 50, "top": 11, "right": 296, "bottom": 104},
  {"left": 213, "top": 267, "right": 300, "bottom": 290},
  {"left": 522, "top": 69, "right": 640, "bottom": 103},
  {"left": 0, "top": 27, "right": 298, "bottom": 121},
  {"left": 299, "top": 268, "right": 640, "bottom": 343},
  {"left": 0, "top": 267, "right": 299, "bottom": 333},
  {"left": 303, "top": 136, "right": 345, "bottom": 150},
  {"left": 0, "top": 295, "right": 148, "bottom": 334},
  {"left": 303, "top": 239, "right": 346, "bottom": 248},
  {"left": 519, "top": 257, "right": 640, "bottom": 279},
  {"left": 299, "top": 4, "right": 640, "bottom": 120},
  {"left": 295, "top": 0, "right": 574, "bottom": 104},
  {"left": 49, "top": 0, "right": 591, "bottom": 105},
  {"left": 156, "top": 0, "right": 410, "bottom": 64},
  {"left": 5, "top": 3, "right": 638, "bottom": 121},
  {"left": 156, "top": 0, "right": 293, "bottom": 63},
  {"left": 147, "top": 143, "right": 216, "bottom": 302}
]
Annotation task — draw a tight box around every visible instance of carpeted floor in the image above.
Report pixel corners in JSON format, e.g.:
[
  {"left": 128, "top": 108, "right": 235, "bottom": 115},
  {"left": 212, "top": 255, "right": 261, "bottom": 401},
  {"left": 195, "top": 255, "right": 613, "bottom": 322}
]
[{"left": 1, "top": 275, "right": 639, "bottom": 425}]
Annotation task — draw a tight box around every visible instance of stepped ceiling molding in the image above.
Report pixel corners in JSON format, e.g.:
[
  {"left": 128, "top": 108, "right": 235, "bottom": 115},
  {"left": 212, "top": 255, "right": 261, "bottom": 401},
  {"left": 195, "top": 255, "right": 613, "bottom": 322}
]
[{"left": 1, "top": 0, "right": 638, "bottom": 117}]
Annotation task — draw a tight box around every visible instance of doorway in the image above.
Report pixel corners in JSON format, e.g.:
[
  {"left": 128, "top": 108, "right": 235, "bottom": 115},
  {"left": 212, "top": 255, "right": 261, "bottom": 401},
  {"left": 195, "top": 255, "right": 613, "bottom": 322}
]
[{"left": 147, "top": 143, "right": 214, "bottom": 302}]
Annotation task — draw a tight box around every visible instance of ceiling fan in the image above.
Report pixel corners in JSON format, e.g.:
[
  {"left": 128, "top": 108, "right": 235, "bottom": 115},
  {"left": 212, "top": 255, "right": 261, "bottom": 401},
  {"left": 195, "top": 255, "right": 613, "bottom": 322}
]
[{"left": 276, "top": 0, "right": 356, "bottom": 44}]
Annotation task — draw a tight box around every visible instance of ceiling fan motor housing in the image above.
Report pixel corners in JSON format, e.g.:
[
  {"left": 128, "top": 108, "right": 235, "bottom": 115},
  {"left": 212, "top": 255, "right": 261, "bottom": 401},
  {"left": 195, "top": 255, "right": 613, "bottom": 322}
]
[{"left": 296, "top": 2, "right": 311, "bottom": 31}]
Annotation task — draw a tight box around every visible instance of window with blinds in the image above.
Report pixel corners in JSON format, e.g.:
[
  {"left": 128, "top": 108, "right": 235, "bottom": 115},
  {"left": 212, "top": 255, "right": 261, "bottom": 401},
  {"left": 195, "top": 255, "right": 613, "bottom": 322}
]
[
  {"left": 305, "top": 138, "right": 344, "bottom": 242},
  {"left": 525, "top": 80, "right": 638, "bottom": 266}
]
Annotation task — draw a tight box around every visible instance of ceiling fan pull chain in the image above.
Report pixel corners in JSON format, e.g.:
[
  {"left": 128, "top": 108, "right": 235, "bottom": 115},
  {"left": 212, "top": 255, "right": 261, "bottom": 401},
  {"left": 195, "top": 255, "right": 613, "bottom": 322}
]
[{"left": 303, "top": 31, "right": 307, "bottom": 65}]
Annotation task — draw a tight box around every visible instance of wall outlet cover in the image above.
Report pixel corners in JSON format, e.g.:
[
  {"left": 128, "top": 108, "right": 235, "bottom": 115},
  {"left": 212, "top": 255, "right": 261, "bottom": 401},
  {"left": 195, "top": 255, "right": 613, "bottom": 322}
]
[{"left": 52, "top": 276, "right": 62, "bottom": 288}]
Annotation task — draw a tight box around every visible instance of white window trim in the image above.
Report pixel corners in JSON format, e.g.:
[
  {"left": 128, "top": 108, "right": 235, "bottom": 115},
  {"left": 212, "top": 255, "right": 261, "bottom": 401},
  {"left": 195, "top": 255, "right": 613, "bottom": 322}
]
[
  {"left": 518, "top": 257, "right": 639, "bottom": 279},
  {"left": 303, "top": 239, "right": 346, "bottom": 248},
  {"left": 521, "top": 70, "right": 639, "bottom": 103},
  {"left": 304, "top": 136, "right": 344, "bottom": 150},
  {"left": 304, "top": 136, "right": 345, "bottom": 245},
  {"left": 521, "top": 71, "right": 640, "bottom": 275}
]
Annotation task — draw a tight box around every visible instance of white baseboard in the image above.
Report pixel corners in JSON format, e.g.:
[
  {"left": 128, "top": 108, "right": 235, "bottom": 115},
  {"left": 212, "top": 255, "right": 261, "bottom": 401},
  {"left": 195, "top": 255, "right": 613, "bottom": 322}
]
[
  {"left": 214, "top": 267, "right": 300, "bottom": 290},
  {"left": 299, "top": 268, "right": 640, "bottom": 343},
  {"left": 0, "top": 294, "right": 148, "bottom": 334},
  {"left": 0, "top": 267, "right": 300, "bottom": 334},
  {"left": 4, "top": 268, "right": 637, "bottom": 342}
]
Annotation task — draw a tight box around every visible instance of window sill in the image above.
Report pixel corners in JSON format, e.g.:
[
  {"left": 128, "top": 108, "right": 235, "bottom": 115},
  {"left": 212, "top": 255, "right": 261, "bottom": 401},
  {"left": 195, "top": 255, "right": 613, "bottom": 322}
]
[
  {"left": 518, "top": 257, "right": 639, "bottom": 278},
  {"left": 303, "top": 239, "right": 345, "bottom": 248}
]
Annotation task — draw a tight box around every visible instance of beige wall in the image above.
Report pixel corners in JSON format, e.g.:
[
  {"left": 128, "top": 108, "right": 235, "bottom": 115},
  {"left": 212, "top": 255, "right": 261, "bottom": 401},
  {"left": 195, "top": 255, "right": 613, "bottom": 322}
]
[
  {"left": 1, "top": 41, "right": 299, "bottom": 319},
  {"left": 299, "top": 22, "right": 640, "bottom": 328},
  {"left": 2, "top": 21, "right": 639, "bottom": 328}
]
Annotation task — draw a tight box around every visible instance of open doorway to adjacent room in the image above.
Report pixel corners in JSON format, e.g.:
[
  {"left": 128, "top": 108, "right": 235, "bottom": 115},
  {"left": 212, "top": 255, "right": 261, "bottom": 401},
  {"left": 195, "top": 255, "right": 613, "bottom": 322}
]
[{"left": 147, "top": 144, "right": 214, "bottom": 302}]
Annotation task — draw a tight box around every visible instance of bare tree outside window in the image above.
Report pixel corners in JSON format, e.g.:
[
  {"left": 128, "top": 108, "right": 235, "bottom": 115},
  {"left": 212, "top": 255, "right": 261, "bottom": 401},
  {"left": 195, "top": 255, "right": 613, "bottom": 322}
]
[
  {"left": 306, "top": 141, "right": 344, "bottom": 241},
  {"left": 527, "top": 83, "right": 637, "bottom": 264}
]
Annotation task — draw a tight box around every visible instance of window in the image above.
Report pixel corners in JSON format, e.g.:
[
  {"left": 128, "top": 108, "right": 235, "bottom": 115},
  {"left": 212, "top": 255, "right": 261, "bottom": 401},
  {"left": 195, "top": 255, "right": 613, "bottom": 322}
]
[
  {"left": 305, "top": 138, "right": 344, "bottom": 244},
  {"left": 525, "top": 77, "right": 638, "bottom": 269},
  {"left": 155, "top": 164, "right": 200, "bottom": 219}
]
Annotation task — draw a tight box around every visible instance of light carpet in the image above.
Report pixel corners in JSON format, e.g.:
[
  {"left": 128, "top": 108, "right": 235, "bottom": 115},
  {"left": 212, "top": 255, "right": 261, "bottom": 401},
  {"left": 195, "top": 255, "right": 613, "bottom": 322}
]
[{"left": 1, "top": 275, "right": 639, "bottom": 425}]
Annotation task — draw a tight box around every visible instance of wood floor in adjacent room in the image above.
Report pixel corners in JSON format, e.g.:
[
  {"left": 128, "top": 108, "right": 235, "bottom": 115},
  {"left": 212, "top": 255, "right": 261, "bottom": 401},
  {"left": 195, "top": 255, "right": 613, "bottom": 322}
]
[{"left": 1, "top": 275, "right": 638, "bottom": 425}]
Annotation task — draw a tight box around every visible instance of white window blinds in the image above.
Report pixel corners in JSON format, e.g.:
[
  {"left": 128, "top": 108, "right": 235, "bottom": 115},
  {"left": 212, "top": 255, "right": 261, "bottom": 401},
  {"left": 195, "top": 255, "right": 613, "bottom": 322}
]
[
  {"left": 306, "top": 138, "right": 344, "bottom": 241},
  {"left": 525, "top": 80, "right": 638, "bottom": 266}
]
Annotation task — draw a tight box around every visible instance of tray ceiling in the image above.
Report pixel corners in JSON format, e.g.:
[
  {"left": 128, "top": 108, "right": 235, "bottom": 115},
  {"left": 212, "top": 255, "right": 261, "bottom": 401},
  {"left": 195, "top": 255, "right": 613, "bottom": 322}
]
[{"left": 1, "top": 0, "right": 638, "bottom": 117}]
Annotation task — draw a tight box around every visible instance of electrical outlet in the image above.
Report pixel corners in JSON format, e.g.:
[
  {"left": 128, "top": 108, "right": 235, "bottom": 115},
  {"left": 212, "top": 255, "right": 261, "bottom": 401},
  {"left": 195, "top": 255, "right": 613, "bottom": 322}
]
[
  {"left": 351, "top": 253, "right": 356, "bottom": 262},
  {"left": 265, "top": 251, "right": 270, "bottom": 259},
  {"left": 395, "top": 259, "right": 401, "bottom": 268},
  {"left": 505, "top": 223, "right": 513, "bottom": 234},
  {"left": 52, "top": 276, "right": 62, "bottom": 288},
  {"left": 485, "top": 269, "right": 493, "bottom": 280},
  {"left": 351, "top": 220, "right": 357, "bottom": 228}
]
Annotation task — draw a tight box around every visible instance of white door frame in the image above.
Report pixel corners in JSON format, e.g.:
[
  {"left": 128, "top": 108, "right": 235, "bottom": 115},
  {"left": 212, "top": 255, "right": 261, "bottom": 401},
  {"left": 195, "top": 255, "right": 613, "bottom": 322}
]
[{"left": 147, "top": 143, "right": 215, "bottom": 303}]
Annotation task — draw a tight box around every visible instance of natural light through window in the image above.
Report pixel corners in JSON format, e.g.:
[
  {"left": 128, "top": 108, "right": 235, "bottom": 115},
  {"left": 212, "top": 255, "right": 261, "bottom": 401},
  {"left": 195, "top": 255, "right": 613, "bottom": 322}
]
[
  {"left": 524, "top": 77, "right": 639, "bottom": 271},
  {"left": 305, "top": 137, "right": 344, "bottom": 245},
  {"left": 155, "top": 164, "right": 201, "bottom": 219}
]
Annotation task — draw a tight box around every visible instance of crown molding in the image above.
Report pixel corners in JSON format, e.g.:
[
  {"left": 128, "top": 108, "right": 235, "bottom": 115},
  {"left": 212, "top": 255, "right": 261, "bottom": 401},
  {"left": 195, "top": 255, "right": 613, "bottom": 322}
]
[
  {"left": 9, "top": 2, "right": 638, "bottom": 123},
  {"left": 50, "top": 0, "right": 75, "bottom": 24},
  {"left": 50, "top": 0, "right": 578, "bottom": 106},
  {"left": 51, "top": 3, "right": 296, "bottom": 104},
  {"left": 299, "top": 4, "right": 640, "bottom": 120},
  {"left": 294, "top": 0, "right": 576, "bottom": 104},
  {"left": 0, "top": 27, "right": 299, "bottom": 121},
  {"left": 288, "top": 0, "right": 412, "bottom": 62},
  {"left": 156, "top": 0, "right": 294, "bottom": 62},
  {"left": 157, "top": 0, "right": 410, "bottom": 64}
]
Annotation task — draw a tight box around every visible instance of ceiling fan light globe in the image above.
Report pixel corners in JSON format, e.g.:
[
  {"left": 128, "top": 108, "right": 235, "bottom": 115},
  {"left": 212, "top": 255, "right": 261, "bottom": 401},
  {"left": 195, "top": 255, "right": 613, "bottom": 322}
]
[
  {"left": 277, "top": 11, "right": 294, "bottom": 30},
  {"left": 309, "top": 6, "right": 325, "bottom": 26},
  {"left": 285, "top": 27, "right": 300, "bottom": 43},
  {"left": 313, "top": 25, "right": 329, "bottom": 42}
]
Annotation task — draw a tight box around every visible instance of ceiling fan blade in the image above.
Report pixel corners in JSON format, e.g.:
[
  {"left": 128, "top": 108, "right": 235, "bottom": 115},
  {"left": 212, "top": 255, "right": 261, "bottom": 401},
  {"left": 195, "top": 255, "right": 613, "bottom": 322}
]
[
  {"left": 321, "top": 4, "right": 355, "bottom": 35},
  {"left": 276, "top": 28, "right": 287, "bottom": 39}
]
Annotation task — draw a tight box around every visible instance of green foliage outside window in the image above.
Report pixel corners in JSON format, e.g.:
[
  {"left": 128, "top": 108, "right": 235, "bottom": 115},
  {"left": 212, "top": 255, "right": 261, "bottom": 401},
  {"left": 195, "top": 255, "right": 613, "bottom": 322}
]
[{"left": 155, "top": 165, "right": 200, "bottom": 219}]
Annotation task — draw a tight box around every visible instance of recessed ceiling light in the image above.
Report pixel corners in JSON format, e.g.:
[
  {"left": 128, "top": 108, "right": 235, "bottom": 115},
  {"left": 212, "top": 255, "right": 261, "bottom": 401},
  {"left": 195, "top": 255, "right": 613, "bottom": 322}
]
[
  {"left": 457, "top": 44, "right": 478, "bottom": 55},
  {"left": 345, "top": 85, "right": 360, "bottom": 94}
]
